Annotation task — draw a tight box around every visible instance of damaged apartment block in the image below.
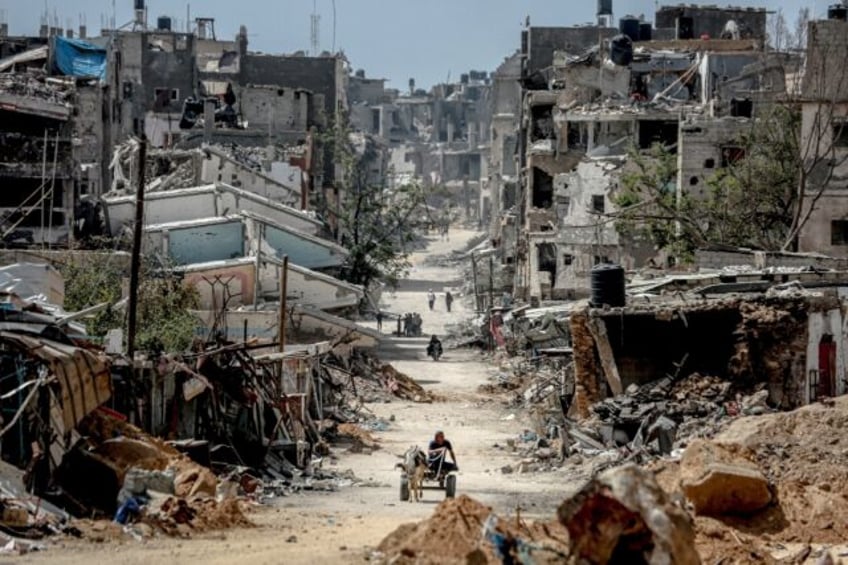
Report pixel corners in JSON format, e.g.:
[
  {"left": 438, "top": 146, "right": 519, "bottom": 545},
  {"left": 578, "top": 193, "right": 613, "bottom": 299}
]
[
  {"left": 496, "top": 2, "right": 801, "bottom": 304},
  {"left": 0, "top": 38, "right": 108, "bottom": 245}
]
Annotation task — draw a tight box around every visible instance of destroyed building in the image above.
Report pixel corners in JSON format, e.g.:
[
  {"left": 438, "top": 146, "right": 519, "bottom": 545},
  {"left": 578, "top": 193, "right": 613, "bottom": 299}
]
[
  {"left": 654, "top": 4, "right": 767, "bottom": 40},
  {"left": 0, "top": 34, "right": 110, "bottom": 245},
  {"left": 570, "top": 291, "right": 848, "bottom": 420},
  {"left": 797, "top": 16, "right": 848, "bottom": 256},
  {"left": 490, "top": 3, "right": 800, "bottom": 304},
  {"left": 346, "top": 67, "right": 493, "bottom": 225}
]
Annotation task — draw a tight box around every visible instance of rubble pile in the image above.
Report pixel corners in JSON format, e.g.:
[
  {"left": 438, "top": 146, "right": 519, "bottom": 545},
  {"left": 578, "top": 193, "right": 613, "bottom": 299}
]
[
  {"left": 373, "top": 495, "right": 568, "bottom": 565},
  {"left": 0, "top": 73, "right": 74, "bottom": 105},
  {"left": 377, "top": 404, "right": 848, "bottom": 564},
  {"left": 141, "top": 496, "right": 253, "bottom": 537},
  {"left": 318, "top": 350, "right": 436, "bottom": 404},
  {"left": 558, "top": 464, "right": 701, "bottom": 564}
]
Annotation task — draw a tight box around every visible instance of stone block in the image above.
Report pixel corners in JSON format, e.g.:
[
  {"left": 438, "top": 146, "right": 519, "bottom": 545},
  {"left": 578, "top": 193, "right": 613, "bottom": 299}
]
[{"left": 680, "top": 439, "right": 772, "bottom": 516}]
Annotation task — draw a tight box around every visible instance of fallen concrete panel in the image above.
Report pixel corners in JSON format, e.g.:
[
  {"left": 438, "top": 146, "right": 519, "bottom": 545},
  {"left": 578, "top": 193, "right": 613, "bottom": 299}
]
[{"left": 0, "top": 92, "right": 71, "bottom": 120}]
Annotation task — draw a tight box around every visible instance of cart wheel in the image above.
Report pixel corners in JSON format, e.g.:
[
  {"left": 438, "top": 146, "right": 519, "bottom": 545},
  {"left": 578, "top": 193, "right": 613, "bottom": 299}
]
[
  {"left": 400, "top": 476, "right": 410, "bottom": 501},
  {"left": 445, "top": 474, "right": 457, "bottom": 499}
]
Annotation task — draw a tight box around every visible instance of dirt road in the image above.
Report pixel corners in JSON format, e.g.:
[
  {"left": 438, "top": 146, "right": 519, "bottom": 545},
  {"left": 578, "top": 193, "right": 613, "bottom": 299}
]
[{"left": 21, "top": 229, "right": 570, "bottom": 565}]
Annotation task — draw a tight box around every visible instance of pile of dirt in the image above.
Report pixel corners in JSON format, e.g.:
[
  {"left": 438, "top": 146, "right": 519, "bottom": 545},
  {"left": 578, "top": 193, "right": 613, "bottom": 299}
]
[
  {"left": 650, "top": 397, "right": 848, "bottom": 560},
  {"left": 376, "top": 495, "right": 568, "bottom": 564},
  {"left": 336, "top": 423, "right": 381, "bottom": 452},
  {"left": 143, "top": 496, "right": 254, "bottom": 537}
]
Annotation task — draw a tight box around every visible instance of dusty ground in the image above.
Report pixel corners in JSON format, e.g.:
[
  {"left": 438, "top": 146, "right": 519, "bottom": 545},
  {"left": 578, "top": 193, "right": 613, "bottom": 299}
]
[{"left": 20, "top": 229, "right": 574, "bottom": 565}]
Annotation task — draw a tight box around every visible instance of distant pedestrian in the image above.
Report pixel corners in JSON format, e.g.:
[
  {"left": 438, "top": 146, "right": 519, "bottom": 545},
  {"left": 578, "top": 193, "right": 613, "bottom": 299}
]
[
  {"left": 445, "top": 291, "right": 454, "bottom": 313},
  {"left": 376, "top": 311, "right": 383, "bottom": 332},
  {"left": 427, "top": 289, "right": 436, "bottom": 311}
]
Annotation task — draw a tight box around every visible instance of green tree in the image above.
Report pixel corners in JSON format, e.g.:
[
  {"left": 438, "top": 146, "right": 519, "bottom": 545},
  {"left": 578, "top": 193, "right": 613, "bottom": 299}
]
[
  {"left": 329, "top": 118, "right": 428, "bottom": 290},
  {"left": 613, "top": 105, "right": 801, "bottom": 259},
  {"left": 60, "top": 256, "right": 200, "bottom": 352}
]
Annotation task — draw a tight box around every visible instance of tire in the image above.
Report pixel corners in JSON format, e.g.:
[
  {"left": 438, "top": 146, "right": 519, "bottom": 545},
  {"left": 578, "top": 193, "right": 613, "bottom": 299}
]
[
  {"left": 445, "top": 474, "right": 456, "bottom": 499},
  {"left": 400, "top": 477, "right": 410, "bottom": 501}
]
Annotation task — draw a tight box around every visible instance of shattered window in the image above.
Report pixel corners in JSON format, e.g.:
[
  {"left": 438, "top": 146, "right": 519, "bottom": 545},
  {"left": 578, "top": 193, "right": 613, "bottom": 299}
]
[
  {"left": 833, "top": 122, "right": 848, "bottom": 148},
  {"left": 831, "top": 220, "right": 848, "bottom": 245},
  {"left": 721, "top": 146, "right": 746, "bottom": 167},
  {"left": 592, "top": 195, "right": 605, "bottom": 214}
]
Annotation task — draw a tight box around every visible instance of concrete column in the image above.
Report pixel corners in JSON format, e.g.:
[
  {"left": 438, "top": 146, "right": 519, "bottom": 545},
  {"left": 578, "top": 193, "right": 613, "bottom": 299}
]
[
  {"left": 587, "top": 122, "right": 596, "bottom": 153},
  {"left": 447, "top": 121, "right": 455, "bottom": 144},
  {"left": 204, "top": 99, "right": 216, "bottom": 142}
]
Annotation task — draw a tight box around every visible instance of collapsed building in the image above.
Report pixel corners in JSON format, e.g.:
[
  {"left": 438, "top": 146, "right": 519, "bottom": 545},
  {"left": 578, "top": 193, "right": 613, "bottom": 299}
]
[
  {"left": 0, "top": 36, "right": 110, "bottom": 245},
  {"left": 484, "top": 3, "right": 818, "bottom": 305},
  {"left": 346, "top": 68, "right": 492, "bottom": 226}
]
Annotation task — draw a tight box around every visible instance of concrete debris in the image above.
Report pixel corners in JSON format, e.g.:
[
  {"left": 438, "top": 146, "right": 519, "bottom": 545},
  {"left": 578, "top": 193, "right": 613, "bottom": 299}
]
[
  {"left": 679, "top": 440, "right": 772, "bottom": 517},
  {"left": 374, "top": 495, "right": 568, "bottom": 565},
  {"left": 318, "top": 349, "right": 436, "bottom": 405},
  {"left": 558, "top": 464, "right": 700, "bottom": 565}
]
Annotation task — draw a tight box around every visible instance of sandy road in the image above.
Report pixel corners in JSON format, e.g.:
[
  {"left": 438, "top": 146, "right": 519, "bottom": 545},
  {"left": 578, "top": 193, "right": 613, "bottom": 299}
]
[{"left": 21, "top": 229, "right": 573, "bottom": 565}]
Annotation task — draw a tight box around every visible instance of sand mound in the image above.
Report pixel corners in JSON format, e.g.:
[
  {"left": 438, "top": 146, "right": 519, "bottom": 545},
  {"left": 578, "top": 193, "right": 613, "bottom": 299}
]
[
  {"left": 143, "top": 496, "right": 254, "bottom": 536},
  {"left": 649, "top": 396, "right": 848, "bottom": 560},
  {"left": 337, "top": 423, "right": 381, "bottom": 452},
  {"left": 376, "top": 495, "right": 568, "bottom": 564}
]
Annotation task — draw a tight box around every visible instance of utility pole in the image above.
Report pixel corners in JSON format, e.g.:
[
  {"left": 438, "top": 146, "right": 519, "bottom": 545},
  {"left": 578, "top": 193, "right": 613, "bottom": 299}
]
[
  {"left": 488, "top": 255, "right": 495, "bottom": 353},
  {"left": 471, "top": 252, "right": 480, "bottom": 312},
  {"left": 488, "top": 255, "right": 495, "bottom": 311},
  {"left": 278, "top": 255, "right": 289, "bottom": 354},
  {"left": 126, "top": 136, "right": 147, "bottom": 358}
]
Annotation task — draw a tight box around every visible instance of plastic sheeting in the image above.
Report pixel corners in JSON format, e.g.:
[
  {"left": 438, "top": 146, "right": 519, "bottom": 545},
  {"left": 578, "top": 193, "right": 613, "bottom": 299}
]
[{"left": 53, "top": 36, "right": 106, "bottom": 80}]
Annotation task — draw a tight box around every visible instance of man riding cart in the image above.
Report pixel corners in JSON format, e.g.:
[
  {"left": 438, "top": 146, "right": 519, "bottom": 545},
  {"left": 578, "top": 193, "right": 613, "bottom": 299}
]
[{"left": 399, "top": 431, "right": 459, "bottom": 501}]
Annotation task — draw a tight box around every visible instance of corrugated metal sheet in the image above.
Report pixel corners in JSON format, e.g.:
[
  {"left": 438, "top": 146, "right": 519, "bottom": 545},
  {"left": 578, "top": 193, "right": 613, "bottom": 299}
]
[{"left": 0, "top": 332, "right": 112, "bottom": 433}]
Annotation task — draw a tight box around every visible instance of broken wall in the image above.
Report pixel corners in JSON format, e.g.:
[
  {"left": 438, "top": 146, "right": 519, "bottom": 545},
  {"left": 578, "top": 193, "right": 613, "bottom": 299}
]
[
  {"left": 199, "top": 148, "right": 300, "bottom": 206},
  {"left": 571, "top": 297, "right": 833, "bottom": 414},
  {"left": 654, "top": 6, "right": 767, "bottom": 41},
  {"left": 238, "top": 85, "right": 310, "bottom": 135},
  {"left": 797, "top": 101, "right": 848, "bottom": 255},
  {"left": 678, "top": 117, "right": 750, "bottom": 200},
  {"left": 109, "top": 31, "right": 197, "bottom": 139},
  {"left": 526, "top": 27, "right": 617, "bottom": 76}
]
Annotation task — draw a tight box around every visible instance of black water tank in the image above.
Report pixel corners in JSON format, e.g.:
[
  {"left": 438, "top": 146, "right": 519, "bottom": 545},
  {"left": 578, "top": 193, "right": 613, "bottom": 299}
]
[
  {"left": 134, "top": 0, "right": 145, "bottom": 10},
  {"left": 677, "top": 16, "right": 694, "bottom": 39},
  {"left": 829, "top": 4, "right": 848, "bottom": 20},
  {"left": 610, "top": 34, "right": 634, "bottom": 66},
  {"left": 639, "top": 22, "right": 653, "bottom": 41},
  {"left": 597, "top": 0, "right": 612, "bottom": 16},
  {"left": 590, "top": 264, "right": 626, "bottom": 308},
  {"left": 157, "top": 15, "right": 172, "bottom": 31},
  {"left": 619, "top": 16, "right": 640, "bottom": 42}
]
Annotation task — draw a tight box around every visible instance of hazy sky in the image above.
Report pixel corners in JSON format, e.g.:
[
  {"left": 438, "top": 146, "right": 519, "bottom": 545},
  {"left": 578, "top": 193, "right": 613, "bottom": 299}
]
[{"left": 4, "top": 0, "right": 823, "bottom": 88}]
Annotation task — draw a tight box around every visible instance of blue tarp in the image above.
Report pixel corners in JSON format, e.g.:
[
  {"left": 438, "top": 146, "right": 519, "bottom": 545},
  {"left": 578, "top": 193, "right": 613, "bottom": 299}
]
[{"left": 53, "top": 36, "right": 106, "bottom": 81}]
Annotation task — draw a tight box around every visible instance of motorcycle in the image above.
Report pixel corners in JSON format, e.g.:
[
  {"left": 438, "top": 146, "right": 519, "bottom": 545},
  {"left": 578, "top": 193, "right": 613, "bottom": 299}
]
[{"left": 427, "top": 342, "right": 443, "bottom": 361}]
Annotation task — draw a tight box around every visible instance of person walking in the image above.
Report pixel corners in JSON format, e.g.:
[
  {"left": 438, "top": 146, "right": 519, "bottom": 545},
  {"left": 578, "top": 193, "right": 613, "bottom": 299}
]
[
  {"left": 376, "top": 311, "right": 383, "bottom": 332},
  {"left": 427, "top": 289, "right": 436, "bottom": 311},
  {"left": 445, "top": 291, "right": 454, "bottom": 313}
]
